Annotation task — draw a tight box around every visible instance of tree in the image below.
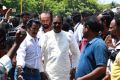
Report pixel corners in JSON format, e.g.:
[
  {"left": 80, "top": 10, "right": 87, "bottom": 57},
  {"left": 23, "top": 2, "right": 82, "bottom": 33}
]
[
  {"left": 3, "top": 0, "right": 42, "bottom": 15},
  {"left": 2, "top": 0, "right": 113, "bottom": 17},
  {"left": 43, "top": 0, "right": 67, "bottom": 15}
]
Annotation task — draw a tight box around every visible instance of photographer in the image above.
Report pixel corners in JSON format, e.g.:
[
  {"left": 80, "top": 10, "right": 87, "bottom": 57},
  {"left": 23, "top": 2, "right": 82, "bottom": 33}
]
[
  {"left": 0, "top": 28, "right": 26, "bottom": 78},
  {"left": 103, "top": 14, "right": 120, "bottom": 80}
]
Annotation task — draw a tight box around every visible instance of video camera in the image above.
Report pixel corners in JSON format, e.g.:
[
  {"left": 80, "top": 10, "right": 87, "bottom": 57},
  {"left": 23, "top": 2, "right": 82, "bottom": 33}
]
[{"left": 6, "top": 29, "right": 17, "bottom": 43}]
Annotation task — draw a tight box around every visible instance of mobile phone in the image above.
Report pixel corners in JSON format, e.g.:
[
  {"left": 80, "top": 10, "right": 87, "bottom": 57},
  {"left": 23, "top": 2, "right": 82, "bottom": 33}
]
[{"left": 12, "top": 8, "right": 16, "bottom": 12}]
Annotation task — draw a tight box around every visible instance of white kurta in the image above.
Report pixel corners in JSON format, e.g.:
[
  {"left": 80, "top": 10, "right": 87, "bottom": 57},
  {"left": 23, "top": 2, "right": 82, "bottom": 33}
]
[{"left": 41, "top": 30, "right": 80, "bottom": 80}]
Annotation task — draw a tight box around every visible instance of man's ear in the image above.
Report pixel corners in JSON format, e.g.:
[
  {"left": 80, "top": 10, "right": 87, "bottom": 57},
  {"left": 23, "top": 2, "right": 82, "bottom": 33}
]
[
  {"left": 27, "top": 28, "right": 30, "bottom": 32},
  {"left": 85, "top": 25, "right": 89, "bottom": 32}
]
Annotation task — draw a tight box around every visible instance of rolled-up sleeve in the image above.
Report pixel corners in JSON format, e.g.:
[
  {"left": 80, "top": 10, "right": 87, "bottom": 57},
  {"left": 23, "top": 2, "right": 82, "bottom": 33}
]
[
  {"left": 16, "top": 40, "right": 26, "bottom": 68},
  {"left": 0, "top": 55, "right": 12, "bottom": 73}
]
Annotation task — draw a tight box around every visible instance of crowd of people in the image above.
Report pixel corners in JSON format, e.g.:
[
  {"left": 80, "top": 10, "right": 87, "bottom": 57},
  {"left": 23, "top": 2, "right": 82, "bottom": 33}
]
[{"left": 1, "top": 3, "right": 120, "bottom": 80}]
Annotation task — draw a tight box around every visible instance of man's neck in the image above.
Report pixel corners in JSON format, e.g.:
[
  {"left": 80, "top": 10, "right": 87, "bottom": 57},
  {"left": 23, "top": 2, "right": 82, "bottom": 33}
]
[
  {"left": 43, "top": 27, "right": 51, "bottom": 33},
  {"left": 87, "top": 33, "right": 98, "bottom": 42},
  {"left": 23, "top": 22, "right": 27, "bottom": 25}
]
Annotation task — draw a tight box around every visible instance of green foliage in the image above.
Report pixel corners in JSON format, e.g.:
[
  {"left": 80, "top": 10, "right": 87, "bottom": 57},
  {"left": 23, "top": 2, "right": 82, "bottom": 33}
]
[
  {"left": 73, "top": 0, "right": 102, "bottom": 13},
  {"left": 22, "top": 0, "right": 41, "bottom": 13},
  {"left": 44, "top": 0, "right": 67, "bottom": 15},
  {"left": 3, "top": 0, "right": 20, "bottom": 14},
  {"left": 3, "top": 0, "right": 42, "bottom": 15},
  {"left": 2, "top": 0, "right": 117, "bottom": 16}
]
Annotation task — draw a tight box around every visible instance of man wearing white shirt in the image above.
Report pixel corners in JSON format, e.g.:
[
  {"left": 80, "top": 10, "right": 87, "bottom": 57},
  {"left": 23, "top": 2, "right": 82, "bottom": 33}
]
[
  {"left": 37, "top": 11, "right": 52, "bottom": 39},
  {"left": 41, "top": 15, "right": 80, "bottom": 80},
  {"left": 71, "top": 11, "right": 83, "bottom": 46},
  {"left": 74, "top": 23, "right": 84, "bottom": 45},
  {"left": 16, "top": 20, "right": 43, "bottom": 80}
]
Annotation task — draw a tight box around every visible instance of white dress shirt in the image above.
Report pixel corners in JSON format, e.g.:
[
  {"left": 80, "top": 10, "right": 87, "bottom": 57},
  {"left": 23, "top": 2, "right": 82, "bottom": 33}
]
[
  {"left": 16, "top": 32, "right": 43, "bottom": 71},
  {"left": 74, "top": 23, "right": 84, "bottom": 45},
  {"left": 41, "top": 30, "right": 80, "bottom": 80}
]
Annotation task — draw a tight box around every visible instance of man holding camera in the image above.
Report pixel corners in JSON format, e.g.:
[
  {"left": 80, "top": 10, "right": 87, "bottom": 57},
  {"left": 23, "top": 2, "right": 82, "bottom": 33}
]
[
  {"left": 103, "top": 15, "right": 120, "bottom": 80},
  {"left": 0, "top": 28, "right": 26, "bottom": 79}
]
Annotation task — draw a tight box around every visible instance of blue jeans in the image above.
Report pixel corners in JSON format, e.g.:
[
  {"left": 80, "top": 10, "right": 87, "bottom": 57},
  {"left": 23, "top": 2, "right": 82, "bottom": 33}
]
[{"left": 14, "top": 67, "right": 41, "bottom": 80}]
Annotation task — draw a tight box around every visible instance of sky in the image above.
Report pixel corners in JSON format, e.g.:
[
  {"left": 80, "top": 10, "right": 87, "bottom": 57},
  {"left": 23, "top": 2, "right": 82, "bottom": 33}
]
[{"left": 98, "top": 0, "right": 120, "bottom": 4}]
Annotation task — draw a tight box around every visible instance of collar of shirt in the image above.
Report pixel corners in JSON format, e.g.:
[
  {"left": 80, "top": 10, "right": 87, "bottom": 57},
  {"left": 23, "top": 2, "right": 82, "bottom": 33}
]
[
  {"left": 116, "top": 41, "right": 120, "bottom": 46},
  {"left": 87, "top": 36, "right": 102, "bottom": 45},
  {"left": 39, "top": 26, "right": 45, "bottom": 34},
  {"left": 26, "top": 32, "right": 39, "bottom": 41},
  {"left": 115, "top": 41, "right": 120, "bottom": 50},
  {"left": 52, "top": 29, "right": 62, "bottom": 34},
  {"left": 39, "top": 26, "right": 43, "bottom": 31},
  {"left": 74, "top": 22, "right": 80, "bottom": 31}
]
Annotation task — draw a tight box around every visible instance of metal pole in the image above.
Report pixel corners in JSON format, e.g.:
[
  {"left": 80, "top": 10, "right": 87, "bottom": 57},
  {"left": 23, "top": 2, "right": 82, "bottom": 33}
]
[{"left": 20, "top": 0, "right": 22, "bottom": 14}]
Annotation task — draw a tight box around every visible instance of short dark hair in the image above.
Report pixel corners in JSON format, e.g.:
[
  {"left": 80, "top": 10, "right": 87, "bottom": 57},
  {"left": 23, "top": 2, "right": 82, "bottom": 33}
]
[
  {"left": 62, "top": 22, "right": 71, "bottom": 32},
  {"left": 10, "top": 17, "right": 20, "bottom": 27},
  {"left": 114, "top": 14, "right": 120, "bottom": 27},
  {"left": 103, "top": 9, "right": 114, "bottom": 18},
  {"left": 21, "top": 12, "right": 30, "bottom": 18},
  {"left": 81, "top": 10, "right": 93, "bottom": 18},
  {"left": 71, "top": 10, "right": 81, "bottom": 23},
  {"left": 85, "top": 15, "right": 102, "bottom": 32},
  {"left": 102, "top": 9, "right": 114, "bottom": 27},
  {"left": 26, "top": 19, "right": 41, "bottom": 29}
]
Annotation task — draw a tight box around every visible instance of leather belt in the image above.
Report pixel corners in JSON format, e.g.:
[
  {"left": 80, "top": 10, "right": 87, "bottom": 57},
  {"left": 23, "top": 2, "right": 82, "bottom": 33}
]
[{"left": 24, "top": 67, "right": 39, "bottom": 74}]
